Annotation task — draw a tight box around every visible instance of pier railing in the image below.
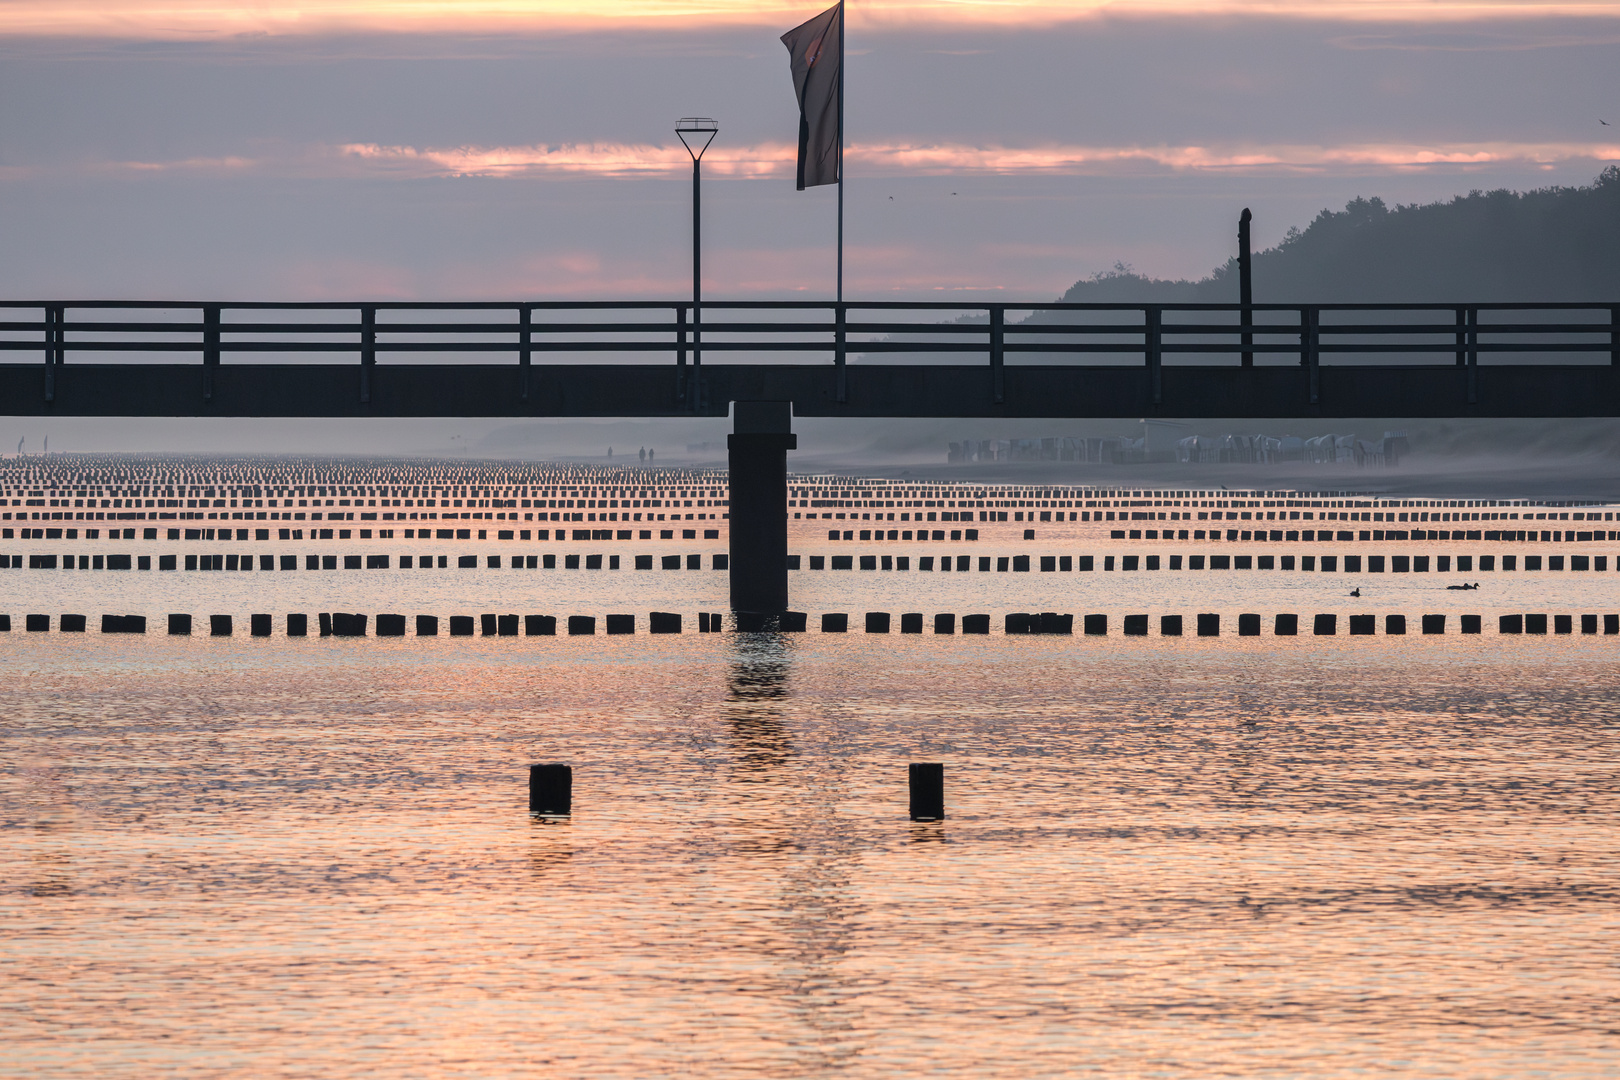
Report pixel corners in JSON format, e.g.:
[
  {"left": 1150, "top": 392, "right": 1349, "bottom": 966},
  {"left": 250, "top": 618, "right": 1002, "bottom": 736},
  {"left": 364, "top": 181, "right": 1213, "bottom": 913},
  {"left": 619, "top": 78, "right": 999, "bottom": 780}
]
[{"left": 3, "top": 300, "right": 1618, "bottom": 418}]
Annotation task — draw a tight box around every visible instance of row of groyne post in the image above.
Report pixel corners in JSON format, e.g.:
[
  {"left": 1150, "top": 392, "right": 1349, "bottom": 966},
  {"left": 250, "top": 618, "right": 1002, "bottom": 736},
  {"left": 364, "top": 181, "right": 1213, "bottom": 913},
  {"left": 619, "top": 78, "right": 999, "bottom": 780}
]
[
  {"left": 10, "top": 611, "right": 1617, "bottom": 636},
  {"left": 528, "top": 762, "right": 947, "bottom": 821}
]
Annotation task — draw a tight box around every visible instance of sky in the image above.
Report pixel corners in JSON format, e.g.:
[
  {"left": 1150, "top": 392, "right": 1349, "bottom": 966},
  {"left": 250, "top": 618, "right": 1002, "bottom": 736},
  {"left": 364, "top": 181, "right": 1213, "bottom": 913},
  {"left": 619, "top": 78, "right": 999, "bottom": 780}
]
[{"left": 3, "top": 0, "right": 1619, "bottom": 457}]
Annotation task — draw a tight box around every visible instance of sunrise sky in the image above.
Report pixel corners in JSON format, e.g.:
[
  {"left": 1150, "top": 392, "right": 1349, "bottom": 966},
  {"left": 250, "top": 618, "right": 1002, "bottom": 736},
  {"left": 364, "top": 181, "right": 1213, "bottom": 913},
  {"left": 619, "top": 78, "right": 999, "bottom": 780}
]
[{"left": 3, "top": 0, "right": 1618, "bottom": 301}]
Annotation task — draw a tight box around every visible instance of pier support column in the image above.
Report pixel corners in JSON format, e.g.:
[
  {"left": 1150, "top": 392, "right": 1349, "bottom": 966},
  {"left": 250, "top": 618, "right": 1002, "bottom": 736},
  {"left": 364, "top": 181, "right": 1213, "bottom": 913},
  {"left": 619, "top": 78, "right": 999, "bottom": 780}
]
[{"left": 728, "top": 401, "right": 796, "bottom": 615}]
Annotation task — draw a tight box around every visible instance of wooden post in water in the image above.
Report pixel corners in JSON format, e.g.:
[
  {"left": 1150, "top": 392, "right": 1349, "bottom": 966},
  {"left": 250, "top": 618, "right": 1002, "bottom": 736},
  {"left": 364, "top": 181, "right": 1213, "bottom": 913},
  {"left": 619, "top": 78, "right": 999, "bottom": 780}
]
[
  {"left": 529, "top": 764, "right": 573, "bottom": 815},
  {"left": 909, "top": 763, "right": 944, "bottom": 821}
]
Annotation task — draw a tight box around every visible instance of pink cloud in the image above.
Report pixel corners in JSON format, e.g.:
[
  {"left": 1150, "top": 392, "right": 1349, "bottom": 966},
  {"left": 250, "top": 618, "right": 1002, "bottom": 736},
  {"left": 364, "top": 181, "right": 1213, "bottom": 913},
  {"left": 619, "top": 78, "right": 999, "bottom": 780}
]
[
  {"left": 70, "top": 138, "right": 1620, "bottom": 182},
  {"left": 6, "top": 1, "right": 1620, "bottom": 39}
]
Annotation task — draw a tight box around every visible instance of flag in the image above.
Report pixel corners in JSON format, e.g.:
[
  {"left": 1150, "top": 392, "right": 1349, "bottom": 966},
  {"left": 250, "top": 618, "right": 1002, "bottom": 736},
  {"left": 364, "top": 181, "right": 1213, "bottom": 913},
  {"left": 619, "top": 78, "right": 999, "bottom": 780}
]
[{"left": 781, "top": 2, "right": 842, "bottom": 190}]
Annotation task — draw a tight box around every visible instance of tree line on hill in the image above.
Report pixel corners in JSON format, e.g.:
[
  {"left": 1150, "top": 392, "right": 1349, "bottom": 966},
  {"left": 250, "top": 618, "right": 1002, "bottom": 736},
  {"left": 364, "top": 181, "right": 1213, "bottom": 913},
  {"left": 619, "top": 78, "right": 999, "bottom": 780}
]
[{"left": 1056, "top": 166, "right": 1620, "bottom": 305}]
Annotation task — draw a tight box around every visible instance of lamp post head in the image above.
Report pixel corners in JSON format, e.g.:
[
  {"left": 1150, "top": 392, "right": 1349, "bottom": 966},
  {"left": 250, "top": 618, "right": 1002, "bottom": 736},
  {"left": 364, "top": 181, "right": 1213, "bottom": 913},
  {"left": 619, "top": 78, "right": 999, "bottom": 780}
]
[{"left": 675, "top": 117, "right": 718, "bottom": 161}]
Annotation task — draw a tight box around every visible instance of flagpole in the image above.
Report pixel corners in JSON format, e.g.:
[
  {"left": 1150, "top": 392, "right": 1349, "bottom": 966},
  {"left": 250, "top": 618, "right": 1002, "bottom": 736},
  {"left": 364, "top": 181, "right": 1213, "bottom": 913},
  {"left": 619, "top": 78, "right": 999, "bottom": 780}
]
[
  {"left": 836, "top": 0, "right": 844, "bottom": 304},
  {"left": 836, "top": 0, "right": 846, "bottom": 402}
]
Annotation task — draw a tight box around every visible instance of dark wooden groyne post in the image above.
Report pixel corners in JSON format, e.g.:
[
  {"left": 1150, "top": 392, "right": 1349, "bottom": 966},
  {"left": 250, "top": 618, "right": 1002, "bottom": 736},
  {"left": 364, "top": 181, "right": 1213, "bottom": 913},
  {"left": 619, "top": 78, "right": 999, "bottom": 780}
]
[
  {"left": 529, "top": 764, "right": 573, "bottom": 815},
  {"left": 1239, "top": 207, "right": 1253, "bottom": 367},
  {"left": 910, "top": 763, "right": 944, "bottom": 821},
  {"left": 729, "top": 400, "right": 796, "bottom": 615}
]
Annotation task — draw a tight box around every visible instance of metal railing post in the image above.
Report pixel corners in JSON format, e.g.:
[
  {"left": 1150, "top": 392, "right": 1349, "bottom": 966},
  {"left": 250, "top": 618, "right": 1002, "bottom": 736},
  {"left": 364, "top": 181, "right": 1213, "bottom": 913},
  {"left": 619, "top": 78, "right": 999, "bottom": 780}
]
[
  {"left": 835, "top": 303, "right": 847, "bottom": 404},
  {"left": 990, "top": 306, "right": 1004, "bottom": 405},
  {"left": 519, "top": 306, "right": 532, "bottom": 402},
  {"left": 1454, "top": 307, "right": 1466, "bottom": 367},
  {"left": 203, "top": 305, "right": 220, "bottom": 403},
  {"left": 692, "top": 301, "right": 702, "bottom": 413},
  {"left": 1238, "top": 207, "right": 1253, "bottom": 367},
  {"left": 1302, "top": 306, "right": 1319, "bottom": 405},
  {"left": 360, "top": 306, "right": 376, "bottom": 404},
  {"left": 1466, "top": 306, "right": 1478, "bottom": 405},
  {"left": 1145, "top": 306, "right": 1162, "bottom": 406},
  {"left": 675, "top": 305, "right": 688, "bottom": 406},
  {"left": 1611, "top": 304, "right": 1618, "bottom": 367},
  {"left": 43, "top": 304, "right": 63, "bottom": 403}
]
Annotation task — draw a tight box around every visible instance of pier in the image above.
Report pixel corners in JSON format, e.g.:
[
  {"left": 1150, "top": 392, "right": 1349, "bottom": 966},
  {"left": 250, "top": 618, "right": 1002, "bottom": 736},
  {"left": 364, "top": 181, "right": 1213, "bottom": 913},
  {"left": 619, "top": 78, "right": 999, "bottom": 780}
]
[{"left": 7, "top": 297, "right": 1619, "bottom": 613}]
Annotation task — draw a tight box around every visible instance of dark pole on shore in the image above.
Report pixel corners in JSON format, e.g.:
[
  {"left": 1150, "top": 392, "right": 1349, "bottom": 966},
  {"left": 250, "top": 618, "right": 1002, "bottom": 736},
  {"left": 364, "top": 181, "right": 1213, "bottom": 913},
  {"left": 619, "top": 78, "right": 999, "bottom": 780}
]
[
  {"left": 1239, "top": 207, "right": 1253, "bottom": 367},
  {"left": 676, "top": 118, "right": 717, "bottom": 410}
]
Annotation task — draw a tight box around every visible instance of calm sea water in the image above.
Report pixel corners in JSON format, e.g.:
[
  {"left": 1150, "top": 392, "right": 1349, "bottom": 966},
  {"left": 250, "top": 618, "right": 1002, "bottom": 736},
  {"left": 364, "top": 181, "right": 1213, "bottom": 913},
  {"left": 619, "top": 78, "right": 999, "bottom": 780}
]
[{"left": 4, "top": 513, "right": 1619, "bottom": 1077}]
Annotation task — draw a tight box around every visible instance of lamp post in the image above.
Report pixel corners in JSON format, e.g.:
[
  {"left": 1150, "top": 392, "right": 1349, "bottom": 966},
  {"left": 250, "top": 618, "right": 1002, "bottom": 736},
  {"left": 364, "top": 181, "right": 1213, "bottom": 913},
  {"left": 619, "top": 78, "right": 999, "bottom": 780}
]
[{"left": 676, "top": 118, "right": 717, "bottom": 409}]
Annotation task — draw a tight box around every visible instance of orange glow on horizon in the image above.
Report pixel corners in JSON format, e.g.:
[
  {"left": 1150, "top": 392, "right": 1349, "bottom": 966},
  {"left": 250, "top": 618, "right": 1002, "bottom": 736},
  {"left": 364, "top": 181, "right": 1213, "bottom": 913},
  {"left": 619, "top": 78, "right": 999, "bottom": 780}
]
[{"left": 5, "top": 0, "right": 1620, "bottom": 38}]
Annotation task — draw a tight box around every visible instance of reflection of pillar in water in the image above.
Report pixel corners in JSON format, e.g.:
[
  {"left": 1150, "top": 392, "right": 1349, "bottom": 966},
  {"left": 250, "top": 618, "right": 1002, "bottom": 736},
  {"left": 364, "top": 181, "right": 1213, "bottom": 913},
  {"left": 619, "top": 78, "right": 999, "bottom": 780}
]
[{"left": 725, "top": 646, "right": 793, "bottom": 773}]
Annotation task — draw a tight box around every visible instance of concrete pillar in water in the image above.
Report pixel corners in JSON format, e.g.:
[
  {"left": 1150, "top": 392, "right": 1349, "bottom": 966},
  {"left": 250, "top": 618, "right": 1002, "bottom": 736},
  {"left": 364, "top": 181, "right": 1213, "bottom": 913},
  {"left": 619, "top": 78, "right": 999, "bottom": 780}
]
[{"left": 728, "top": 401, "right": 797, "bottom": 614}]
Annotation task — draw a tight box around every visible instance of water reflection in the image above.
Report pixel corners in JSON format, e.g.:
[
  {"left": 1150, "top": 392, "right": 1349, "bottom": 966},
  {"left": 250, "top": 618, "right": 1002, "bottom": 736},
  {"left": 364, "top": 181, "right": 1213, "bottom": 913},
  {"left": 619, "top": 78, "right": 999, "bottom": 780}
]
[
  {"left": 724, "top": 635, "right": 794, "bottom": 776},
  {"left": 7, "top": 617, "right": 1620, "bottom": 1077},
  {"left": 771, "top": 832, "right": 868, "bottom": 1072},
  {"left": 721, "top": 635, "right": 869, "bottom": 1068},
  {"left": 527, "top": 831, "right": 574, "bottom": 885},
  {"left": 29, "top": 852, "right": 73, "bottom": 898}
]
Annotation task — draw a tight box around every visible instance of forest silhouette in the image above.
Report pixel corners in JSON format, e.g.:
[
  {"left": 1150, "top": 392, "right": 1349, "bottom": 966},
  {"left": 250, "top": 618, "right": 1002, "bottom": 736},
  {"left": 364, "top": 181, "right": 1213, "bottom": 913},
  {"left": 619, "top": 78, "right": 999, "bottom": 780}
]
[{"left": 1058, "top": 166, "right": 1620, "bottom": 304}]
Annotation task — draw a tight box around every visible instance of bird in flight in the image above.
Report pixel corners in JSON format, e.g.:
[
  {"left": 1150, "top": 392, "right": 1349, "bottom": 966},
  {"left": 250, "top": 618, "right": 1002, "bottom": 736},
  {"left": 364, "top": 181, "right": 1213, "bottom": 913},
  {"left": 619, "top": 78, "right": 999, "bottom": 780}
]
[{"left": 1603, "top": 119, "right": 1611, "bottom": 126}]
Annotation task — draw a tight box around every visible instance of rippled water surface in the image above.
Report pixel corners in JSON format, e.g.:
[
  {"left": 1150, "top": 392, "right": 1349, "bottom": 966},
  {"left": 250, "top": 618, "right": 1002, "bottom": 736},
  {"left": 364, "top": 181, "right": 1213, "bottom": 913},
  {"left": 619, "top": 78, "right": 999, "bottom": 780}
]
[{"left": 4, "top": 528, "right": 1620, "bottom": 1078}]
